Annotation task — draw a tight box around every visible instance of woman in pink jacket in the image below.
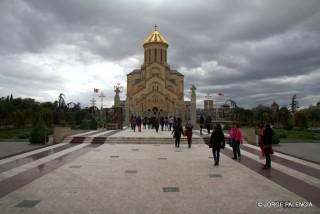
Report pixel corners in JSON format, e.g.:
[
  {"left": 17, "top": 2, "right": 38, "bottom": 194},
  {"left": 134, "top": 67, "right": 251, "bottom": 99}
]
[{"left": 229, "top": 122, "right": 243, "bottom": 161}]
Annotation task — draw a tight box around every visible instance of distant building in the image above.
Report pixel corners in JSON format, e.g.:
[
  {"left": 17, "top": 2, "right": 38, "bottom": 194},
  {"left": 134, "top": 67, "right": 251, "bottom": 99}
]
[
  {"left": 204, "top": 100, "right": 214, "bottom": 111},
  {"left": 271, "top": 101, "right": 279, "bottom": 113}
]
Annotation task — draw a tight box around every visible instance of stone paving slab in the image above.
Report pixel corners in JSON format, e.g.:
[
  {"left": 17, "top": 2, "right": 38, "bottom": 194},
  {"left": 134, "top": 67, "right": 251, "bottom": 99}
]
[{"left": 0, "top": 144, "right": 318, "bottom": 214}]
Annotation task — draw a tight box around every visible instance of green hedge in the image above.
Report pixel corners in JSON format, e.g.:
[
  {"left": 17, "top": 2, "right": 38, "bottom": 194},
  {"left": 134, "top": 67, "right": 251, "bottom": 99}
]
[{"left": 29, "top": 117, "right": 49, "bottom": 144}]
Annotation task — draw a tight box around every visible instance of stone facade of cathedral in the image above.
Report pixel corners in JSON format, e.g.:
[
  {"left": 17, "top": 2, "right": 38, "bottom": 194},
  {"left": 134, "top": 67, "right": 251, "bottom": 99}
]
[{"left": 123, "top": 27, "right": 196, "bottom": 123}]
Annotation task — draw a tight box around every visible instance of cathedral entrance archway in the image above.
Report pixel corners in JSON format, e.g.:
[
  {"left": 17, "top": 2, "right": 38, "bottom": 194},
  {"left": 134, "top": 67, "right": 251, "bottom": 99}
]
[{"left": 152, "top": 107, "right": 159, "bottom": 115}]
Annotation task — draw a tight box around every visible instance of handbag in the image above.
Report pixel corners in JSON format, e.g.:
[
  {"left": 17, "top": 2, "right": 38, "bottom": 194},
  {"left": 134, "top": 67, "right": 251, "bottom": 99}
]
[
  {"left": 229, "top": 139, "right": 235, "bottom": 147},
  {"left": 229, "top": 128, "right": 237, "bottom": 147}
]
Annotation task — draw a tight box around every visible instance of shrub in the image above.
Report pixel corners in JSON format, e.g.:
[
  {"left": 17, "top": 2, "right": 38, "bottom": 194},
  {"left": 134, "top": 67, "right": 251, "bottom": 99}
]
[
  {"left": 89, "top": 118, "right": 98, "bottom": 130},
  {"left": 29, "top": 117, "right": 48, "bottom": 144},
  {"left": 79, "top": 120, "right": 90, "bottom": 129},
  {"left": 272, "top": 132, "right": 280, "bottom": 144}
]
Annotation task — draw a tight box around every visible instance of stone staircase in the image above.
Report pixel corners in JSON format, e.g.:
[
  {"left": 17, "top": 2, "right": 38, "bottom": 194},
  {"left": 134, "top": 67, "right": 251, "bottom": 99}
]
[
  {"left": 91, "top": 137, "right": 107, "bottom": 144},
  {"left": 105, "top": 137, "right": 209, "bottom": 144}
]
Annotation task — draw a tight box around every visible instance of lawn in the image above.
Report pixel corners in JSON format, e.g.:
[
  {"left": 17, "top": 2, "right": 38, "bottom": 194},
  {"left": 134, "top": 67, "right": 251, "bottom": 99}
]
[
  {"left": 274, "top": 128, "right": 320, "bottom": 141},
  {"left": 0, "top": 128, "right": 33, "bottom": 139}
]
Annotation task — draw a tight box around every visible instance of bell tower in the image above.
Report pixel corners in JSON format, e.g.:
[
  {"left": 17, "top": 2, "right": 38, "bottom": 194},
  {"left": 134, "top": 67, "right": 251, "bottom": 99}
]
[{"left": 143, "top": 25, "right": 168, "bottom": 66}]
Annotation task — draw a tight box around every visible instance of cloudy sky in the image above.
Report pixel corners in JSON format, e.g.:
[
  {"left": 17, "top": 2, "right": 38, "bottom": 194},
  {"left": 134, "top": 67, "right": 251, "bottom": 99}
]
[{"left": 1, "top": 0, "right": 320, "bottom": 108}]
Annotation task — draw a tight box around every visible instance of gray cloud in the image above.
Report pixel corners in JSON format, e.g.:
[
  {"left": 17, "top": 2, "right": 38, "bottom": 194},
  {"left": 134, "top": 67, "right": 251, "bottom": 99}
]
[{"left": 0, "top": 0, "right": 320, "bottom": 108}]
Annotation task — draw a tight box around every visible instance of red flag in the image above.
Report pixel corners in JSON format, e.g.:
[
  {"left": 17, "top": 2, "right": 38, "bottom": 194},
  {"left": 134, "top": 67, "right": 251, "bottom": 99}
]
[
  {"left": 218, "top": 92, "right": 224, "bottom": 96},
  {"left": 94, "top": 88, "right": 99, "bottom": 93}
]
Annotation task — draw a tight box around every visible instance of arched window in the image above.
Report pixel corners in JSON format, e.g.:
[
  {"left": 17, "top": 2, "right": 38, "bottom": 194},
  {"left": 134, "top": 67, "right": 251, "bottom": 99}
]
[
  {"left": 160, "top": 49, "right": 162, "bottom": 62},
  {"left": 149, "top": 49, "right": 151, "bottom": 62},
  {"left": 154, "top": 48, "right": 157, "bottom": 62}
]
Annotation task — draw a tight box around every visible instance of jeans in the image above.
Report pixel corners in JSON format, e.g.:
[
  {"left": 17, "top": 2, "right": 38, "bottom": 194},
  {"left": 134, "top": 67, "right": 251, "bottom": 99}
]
[
  {"left": 232, "top": 142, "right": 241, "bottom": 159},
  {"left": 207, "top": 125, "right": 211, "bottom": 134},
  {"left": 265, "top": 153, "right": 271, "bottom": 167},
  {"left": 212, "top": 148, "right": 220, "bottom": 161},
  {"left": 175, "top": 136, "right": 181, "bottom": 147}
]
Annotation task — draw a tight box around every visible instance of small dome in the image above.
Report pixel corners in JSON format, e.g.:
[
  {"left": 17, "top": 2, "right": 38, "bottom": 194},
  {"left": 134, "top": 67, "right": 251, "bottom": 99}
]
[{"left": 143, "top": 27, "right": 168, "bottom": 47}]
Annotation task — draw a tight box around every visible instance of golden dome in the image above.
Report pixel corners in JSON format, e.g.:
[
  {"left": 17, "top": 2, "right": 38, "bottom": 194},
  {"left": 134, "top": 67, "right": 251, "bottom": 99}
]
[{"left": 143, "top": 25, "right": 168, "bottom": 47}]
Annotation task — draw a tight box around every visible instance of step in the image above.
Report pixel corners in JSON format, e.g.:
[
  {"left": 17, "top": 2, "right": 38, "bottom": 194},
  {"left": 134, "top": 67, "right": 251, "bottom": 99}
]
[
  {"left": 91, "top": 137, "right": 107, "bottom": 144},
  {"left": 70, "top": 137, "right": 86, "bottom": 144}
]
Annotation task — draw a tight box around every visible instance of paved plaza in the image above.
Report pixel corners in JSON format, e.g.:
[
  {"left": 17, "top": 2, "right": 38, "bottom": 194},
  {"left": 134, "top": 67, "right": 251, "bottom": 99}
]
[{"left": 0, "top": 129, "right": 319, "bottom": 214}]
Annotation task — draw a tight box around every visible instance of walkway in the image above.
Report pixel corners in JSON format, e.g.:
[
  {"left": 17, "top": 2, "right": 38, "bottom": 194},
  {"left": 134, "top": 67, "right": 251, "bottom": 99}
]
[{"left": 0, "top": 129, "right": 318, "bottom": 213}]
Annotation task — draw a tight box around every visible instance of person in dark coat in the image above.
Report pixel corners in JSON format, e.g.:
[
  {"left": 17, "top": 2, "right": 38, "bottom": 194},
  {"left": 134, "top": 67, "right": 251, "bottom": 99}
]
[
  {"left": 199, "top": 115, "right": 204, "bottom": 135},
  {"left": 154, "top": 117, "right": 160, "bottom": 132},
  {"left": 143, "top": 117, "right": 147, "bottom": 129},
  {"left": 262, "top": 124, "right": 274, "bottom": 169},
  {"left": 136, "top": 116, "right": 142, "bottom": 132},
  {"left": 209, "top": 124, "right": 225, "bottom": 166},
  {"left": 132, "top": 116, "right": 137, "bottom": 132},
  {"left": 185, "top": 120, "right": 193, "bottom": 148},
  {"left": 160, "top": 116, "right": 165, "bottom": 131},
  {"left": 172, "top": 118, "right": 183, "bottom": 148},
  {"left": 205, "top": 116, "right": 212, "bottom": 134}
]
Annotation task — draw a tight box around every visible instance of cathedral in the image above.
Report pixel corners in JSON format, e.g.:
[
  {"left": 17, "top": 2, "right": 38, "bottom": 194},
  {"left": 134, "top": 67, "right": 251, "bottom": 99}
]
[{"left": 124, "top": 26, "right": 196, "bottom": 123}]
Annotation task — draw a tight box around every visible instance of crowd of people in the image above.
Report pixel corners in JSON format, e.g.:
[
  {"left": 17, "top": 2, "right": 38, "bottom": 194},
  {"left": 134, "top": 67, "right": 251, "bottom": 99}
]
[
  {"left": 130, "top": 115, "right": 178, "bottom": 133},
  {"left": 209, "top": 121, "right": 274, "bottom": 169},
  {"left": 130, "top": 115, "right": 274, "bottom": 169}
]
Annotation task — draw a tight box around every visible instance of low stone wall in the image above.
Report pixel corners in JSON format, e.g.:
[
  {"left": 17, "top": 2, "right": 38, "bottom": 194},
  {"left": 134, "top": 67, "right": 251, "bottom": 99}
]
[
  {"left": 241, "top": 127, "right": 257, "bottom": 145},
  {"left": 53, "top": 127, "right": 87, "bottom": 144},
  {"left": 53, "top": 127, "right": 71, "bottom": 144}
]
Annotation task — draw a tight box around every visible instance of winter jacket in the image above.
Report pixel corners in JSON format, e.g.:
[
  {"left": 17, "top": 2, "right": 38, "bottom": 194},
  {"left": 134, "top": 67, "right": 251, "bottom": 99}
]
[
  {"left": 229, "top": 128, "right": 243, "bottom": 144},
  {"left": 209, "top": 130, "right": 225, "bottom": 149}
]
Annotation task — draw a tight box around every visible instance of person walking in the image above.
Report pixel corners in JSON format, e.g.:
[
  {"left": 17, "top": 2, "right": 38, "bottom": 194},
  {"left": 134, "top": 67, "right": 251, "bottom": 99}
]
[
  {"left": 168, "top": 116, "right": 173, "bottom": 131},
  {"left": 147, "top": 117, "right": 151, "bottom": 129},
  {"left": 209, "top": 124, "right": 225, "bottom": 166},
  {"left": 229, "top": 122, "right": 243, "bottom": 161},
  {"left": 160, "top": 116, "right": 165, "bottom": 131},
  {"left": 172, "top": 118, "right": 183, "bottom": 148},
  {"left": 154, "top": 117, "right": 160, "bottom": 132},
  {"left": 199, "top": 115, "right": 204, "bottom": 135},
  {"left": 164, "top": 117, "right": 169, "bottom": 130},
  {"left": 136, "top": 116, "right": 142, "bottom": 132},
  {"left": 262, "top": 124, "right": 274, "bottom": 169},
  {"left": 143, "top": 117, "right": 147, "bottom": 129},
  {"left": 185, "top": 120, "right": 193, "bottom": 148},
  {"left": 130, "top": 115, "right": 134, "bottom": 130},
  {"left": 258, "top": 122, "right": 265, "bottom": 158},
  {"left": 132, "top": 116, "right": 137, "bottom": 132},
  {"left": 205, "top": 116, "right": 212, "bottom": 134}
]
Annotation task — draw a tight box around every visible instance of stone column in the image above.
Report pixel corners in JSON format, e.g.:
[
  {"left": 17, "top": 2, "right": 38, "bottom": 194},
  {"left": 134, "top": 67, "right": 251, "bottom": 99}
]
[
  {"left": 190, "top": 85, "right": 197, "bottom": 126},
  {"left": 125, "top": 99, "right": 129, "bottom": 126}
]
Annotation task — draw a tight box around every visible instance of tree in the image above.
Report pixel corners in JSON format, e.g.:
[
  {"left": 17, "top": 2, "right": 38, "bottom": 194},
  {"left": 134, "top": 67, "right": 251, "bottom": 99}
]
[
  {"left": 10, "top": 94, "right": 13, "bottom": 102},
  {"left": 10, "top": 110, "right": 26, "bottom": 128},
  {"left": 40, "top": 108, "right": 53, "bottom": 128},
  {"left": 252, "top": 105, "right": 273, "bottom": 124},
  {"left": 294, "top": 111, "right": 308, "bottom": 129},
  {"left": 290, "top": 94, "right": 299, "bottom": 113},
  {"left": 279, "top": 107, "right": 293, "bottom": 130},
  {"left": 58, "top": 93, "right": 66, "bottom": 108}
]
